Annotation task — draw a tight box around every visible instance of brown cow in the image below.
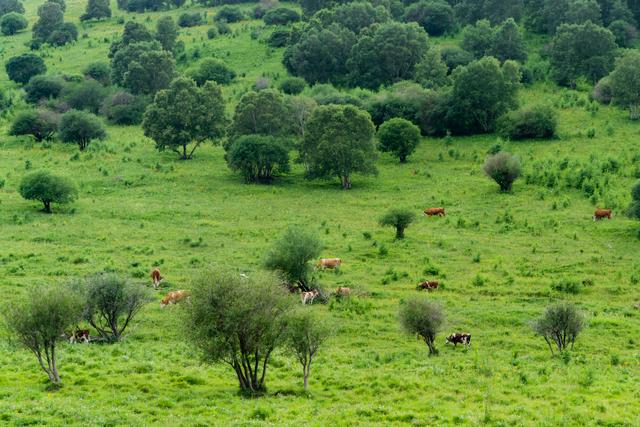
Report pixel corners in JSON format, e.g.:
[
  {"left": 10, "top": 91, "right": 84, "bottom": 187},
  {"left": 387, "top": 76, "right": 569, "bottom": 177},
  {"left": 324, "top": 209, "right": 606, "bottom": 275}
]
[
  {"left": 424, "top": 208, "right": 445, "bottom": 217},
  {"left": 317, "top": 258, "right": 341, "bottom": 269},
  {"left": 301, "top": 290, "right": 319, "bottom": 305},
  {"left": 417, "top": 281, "right": 439, "bottom": 291},
  {"left": 68, "top": 329, "right": 90, "bottom": 344},
  {"left": 593, "top": 209, "right": 612, "bottom": 221},
  {"left": 445, "top": 333, "right": 471, "bottom": 347},
  {"left": 150, "top": 268, "right": 163, "bottom": 289},
  {"left": 161, "top": 290, "right": 190, "bottom": 307},
  {"left": 335, "top": 287, "right": 351, "bottom": 297}
]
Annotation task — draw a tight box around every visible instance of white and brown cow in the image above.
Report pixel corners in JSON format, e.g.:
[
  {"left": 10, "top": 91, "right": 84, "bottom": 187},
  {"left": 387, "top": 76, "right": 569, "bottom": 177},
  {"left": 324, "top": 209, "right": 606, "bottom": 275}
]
[
  {"left": 445, "top": 333, "right": 471, "bottom": 347},
  {"left": 301, "top": 290, "right": 319, "bottom": 305}
]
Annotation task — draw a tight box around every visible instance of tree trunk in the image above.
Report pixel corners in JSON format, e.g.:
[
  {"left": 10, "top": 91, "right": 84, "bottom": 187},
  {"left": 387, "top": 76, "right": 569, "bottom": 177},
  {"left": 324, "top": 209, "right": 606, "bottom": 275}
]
[
  {"left": 630, "top": 105, "right": 639, "bottom": 121},
  {"left": 395, "top": 227, "right": 405, "bottom": 239},
  {"left": 341, "top": 175, "right": 351, "bottom": 190},
  {"left": 181, "top": 145, "right": 188, "bottom": 160},
  {"left": 43, "top": 200, "right": 51, "bottom": 213}
]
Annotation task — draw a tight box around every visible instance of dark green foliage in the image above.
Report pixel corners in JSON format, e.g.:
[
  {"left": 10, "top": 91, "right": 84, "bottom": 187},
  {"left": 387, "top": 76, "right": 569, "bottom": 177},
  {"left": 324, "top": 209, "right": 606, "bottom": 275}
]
[
  {"left": 83, "top": 61, "right": 111, "bottom": 85},
  {"left": 32, "top": 1, "right": 63, "bottom": 42},
  {"left": 10, "top": 109, "right": 59, "bottom": 142},
  {"left": 300, "top": 104, "right": 377, "bottom": 189},
  {"left": 492, "top": 18, "right": 527, "bottom": 63},
  {"left": 377, "top": 118, "right": 421, "bottom": 163},
  {"left": 187, "top": 58, "right": 236, "bottom": 86},
  {"left": 214, "top": 6, "right": 244, "bottom": 22},
  {"left": 143, "top": 78, "right": 226, "bottom": 159},
  {"left": 628, "top": 180, "right": 640, "bottom": 220},
  {"left": 216, "top": 20, "right": 231, "bottom": 35},
  {"left": 100, "top": 91, "right": 149, "bottom": 125},
  {"left": 309, "top": 83, "right": 364, "bottom": 107},
  {"left": 77, "top": 272, "right": 152, "bottom": 342},
  {"left": 284, "top": 309, "right": 331, "bottom": 389},
  {"left": 532, "top": 303, "right": 585, "bottom": 355},
  {"left": 61, "top": 79, "right": 109, "bottom": 114},
  {"left": 47, "top": 22, "right": 77, "bottom": 46},
  {"left": 109, "top": 21, "right": 153, "bottom": 59},
  {"left": 80, "top": 0, "right": 111, "bottom": 21},
  {"left": 483, "top": 151, "right": 522, "bottom": 192},
  {"left": 399, "top": 298, "right": 444, "bottom": 355},
  {"left": 608, "top": 19, "right": 638, "bottom": 47},
  {"left": 264, "top": 227, "right": 322, "bottom": 290},
  {"left": 0, "top": 0, "right": 24, "bottom": 15},
  {"left": 1, "top": 12, "right": 27, "bottom": 35},
  {"left": 225, "top": 135, "right": 290, "bottom": 183},
  {"left": 608, "top": 50, "right": 640, "bottom": 119},
  {"left": 111, "top": 41, "right": 176, "bottom": 95},
  {"left": 263, "top": 7, "right": 300, "bottom": 25},
  {"left": 19, "top": 170, "right": 78, "bottom": 212},
  {"left": 24, "top": 75, "right": 64, "bottom": 103},
  {"left": 155, "top": 16, "right": 178, "bottom": 51},
  {"left": 178, "top": 12, "right": 202, "bottom": 28},
  {"left": 440, "top": 46, "right": 474, "bottom": 72},
  {"left": 0, "top": 88, "right": 10, "bottom": 113},
  {"left": 59, "top": 110, "right": 107, "bottom": 150},
  {"left": 314, "top": 1, "right": 390, "bottom": 33},
  {"left": 366, "top": 82, "right": 426, "bottom": 130},
  {"left": 414, "top": 48, "right": 450, "bottom": 89},
  {"left": 454, "top": 0, "right": 524, "bottom": 25},
  {"left": 206, "top": 26, "right": 218, "bottom": 39},
  {"left": 593, "top": 76, "right": 613, "bottom": 104},
  {"left": 183, "top": 269, "right": 293, "bottom": 394},
  {"left": 462, "top": 19, "right": 494, "bottom": 59},
  {"left": 379, "top": 208, "right": 416, "bottom": 239},
  {"left": 230, "top": 89, "right": 290, "bottom": 137},
  {"left": 564, "top": 0, "right": 602, "bottom": 25},
  {"left": 497, "top": 105, "right": 558, "bottom": 140},
  {"left": 403, "top": 0, "right": 454, "bottom": 36},
  {"left": 5, "top": 53, "right": 46, "bottom": 84},
  {"left": 279, "top": 77, "right": 306, "bottom": 95},
  {"left": 3, "top": 285, "right": 83, "bottom": 384}
]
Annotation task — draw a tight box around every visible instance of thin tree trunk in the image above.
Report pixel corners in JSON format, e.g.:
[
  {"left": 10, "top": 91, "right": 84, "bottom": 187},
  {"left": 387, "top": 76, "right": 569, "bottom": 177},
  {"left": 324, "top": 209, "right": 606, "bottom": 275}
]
[
  {"left": 43, "top": 200, "right": 51, "bottom": 213},
  {"left": 341, "top": 175, "right": 351, "bottom": 190}
]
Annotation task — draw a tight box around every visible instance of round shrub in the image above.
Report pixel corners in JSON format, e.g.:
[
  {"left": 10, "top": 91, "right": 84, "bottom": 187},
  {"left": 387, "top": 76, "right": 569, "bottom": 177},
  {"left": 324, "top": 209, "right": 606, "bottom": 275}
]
[
  {"left": 83, "top": 61, "right": 111, "bottom": 85},
  {"left": 178, "top": 12, "right": 202, "bottom": 28},
  {"left": 497, "top": 105, "right": 558, "bottom": 140},
  {"left": 216, "top": 20, "right": 231, "bottom": 35},
  {"left": 206, "top": 26, "right": 218, "bottom": 39},
  {"left": 10, "top": 109, "right": 59, "bottom": 141},
  {"left": 379, "top": 208, "right": 416, "bottom": 239},
  {"left": 593, "top": 76, "right": 613, "bottom": 104},
  {"left": 608, "top": 19, "right": 637, "bottom": 48},
  {"left": 19, "top": 170, "right": 78, "bottom": 213},
  {"left": 263, "top": 7, "right": 300, "bottom": 25},
  {"left": 225, "top": 134, "right": 290, "bottom": 183},
  {"left": 377, "top": 117, "right": 421, "bottom": 163},
  {"left": 267, "top": 27, "right": 290, "bottom": 47},
  {"left": 279, "top": 76, "right": 306, "bottom": 95},
  {"left": 1, "top": 11, "right": 28, "bottom": 35},
  {"left": 440, "top": 46, "right": 473, "bottom": 73},
  {"left": 399, "top": 298, "right": 444, "bottom": 356},
  {"left": 48, "top": 22, "right": 78, "bottom": 46},
  {"left": 5, "top": 53, "right": 46, "bottom": 84},
  {"left": 187, "top": 58, "right": 236, "bottom": 86},
  {"left": 483, "top": 151, "right": 521, "bottom": 192},
  {"left": 214, "top": 6, "right": 243, "bottom": 23},
  {"left": 60, "top": 79, "right": 108, "bottom": 114},
  {"left": 100, "top": 91, "right": 149, "bottom": 125},
  {"left": 403, "top": 0, "right": 454, "bottom": 37},
  {"left": 532, "top": 303, "right": 585, "bottom": 355},
  {"left": 24, "top": 74, "right": 65, "bottom": 103},
  {"left": 59, "top": 109, "right": 106, "bottom": 150}
]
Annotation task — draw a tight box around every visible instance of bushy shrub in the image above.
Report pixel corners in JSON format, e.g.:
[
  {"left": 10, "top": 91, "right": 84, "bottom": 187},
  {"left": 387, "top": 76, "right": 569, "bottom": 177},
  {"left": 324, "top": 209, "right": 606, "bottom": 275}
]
[
  {"left": 216, "top": 20, "right": 231, "bottom": 34},
  {"left": 214, "top": 6, "right": 243, "bottom": 23},
  {"left": 379, "top": 208, "right": 416, "bottom": 239},
  {"left": 24, "top": 74, "right": 65, "bottom": 103},
  {"left": 252, "top": 0, "right": 279, "bottom": 19},
  {"left": 59, "top": 109, "right": 106, "bottom": 150},
  {"left": 532, "top": 303, "right": 585, "bottom": 355},
  {"left": 5, "top": 53, "right": 46, "bottom": 84},
  {"left": 48, "top": 22, "right": 78, "bottom": 46},
  {"left": 440, "top": 46, "right": 473, "bottom": 73},
  {"left": 10, "top": 109, "right": 59, "bottom": 141},
  {"left": 399, "top": 298, "right": 444, "bottom": 355},
  {"left": 1, "top": 11, "right": 28, "bottom": 35},
  {"left": 403, "top": 0, "right": 454, "bottom": 36},
  {"left": 187, "top": 58, "right": 236, "bottom": 86},
  {"left": 377, "top": 118, "right": 421, "bottom": 163},
  {"left": 264, "top": 226, "right": 322, "bottom": 290},
  {"left": 60, "top": 79, "right": 109, "bottom": 114},
  {"left": 593, "top": 76, "right": 613, "bottom": 104},
  {"left": 83, "top": 61, "right": 111, "bottom": 85},
  {"left": 178, "top": 12, "right": 202, "bottom": 28},
  {"left": 263, "top": 7, "right": 299, "bottom": 25},
  {"left": 100, "top": 91, "right": 149, "bottom": 125},
  {"left": 206, "top": 26, "right": 218, "bottom": 39},
  {"left": 483, "top": 152, "right": 521, "bottom": 192},
  {"left": 279, "top": 76, "right": 306, "bottom": 95},
  {"left": 19, "top": 170, "right": 77, "bottom": 213},
  {"left": 497, "top": 105, "right": 557, "bottom": 140},
  {"left": 309, "top": 83, "right": 364, "bottom": 107},
  {"left": 628, "top": 180, "right": 640, "bottom": 221},
  {"left": 608, "top": 19, "right": 637, "bottom": 48},
  {"left": 225, "top": 134, "right": 290, "bottom": 183},
  {"left": 365, "top": 81, "right": 426, "bottom": 129}
]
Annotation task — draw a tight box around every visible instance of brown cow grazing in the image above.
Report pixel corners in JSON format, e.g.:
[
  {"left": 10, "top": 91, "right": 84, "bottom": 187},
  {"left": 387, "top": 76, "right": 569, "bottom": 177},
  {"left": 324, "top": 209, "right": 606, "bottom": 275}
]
[
  {"left": 417, "top": 281, "right": 439, "bottom": 291},
  {"left": 335, "top": 287, "right": 351, "bottom": 297},
  {"left": 301, "top": 290, "right": 319, "bottom": 305},
  {"left": 317, "top": 258, "right": 341, "bottom": 269},
  {"left": 150, "top": 268, "right": 163, "bottom": 289},
  {"left": 445, "top": 333, "right": 471, "bottom": 347},
  {"left": 424, "top": 207, "right": 445, "bottom": 217},
  {"left": 69, "top": 329, "right": 90, "bottom": 344},
  {"left": 161, "top": 290, "right": 190, "bottom": 308},
  {"left": 593, "top": 209, "right": 612, "bottom": 221}
]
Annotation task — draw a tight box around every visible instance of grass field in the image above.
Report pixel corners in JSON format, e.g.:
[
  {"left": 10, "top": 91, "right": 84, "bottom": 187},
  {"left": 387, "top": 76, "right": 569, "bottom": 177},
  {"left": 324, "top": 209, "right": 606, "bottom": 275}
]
[{"left": 1, "top": 1, "right": 640, "bottom": 426}]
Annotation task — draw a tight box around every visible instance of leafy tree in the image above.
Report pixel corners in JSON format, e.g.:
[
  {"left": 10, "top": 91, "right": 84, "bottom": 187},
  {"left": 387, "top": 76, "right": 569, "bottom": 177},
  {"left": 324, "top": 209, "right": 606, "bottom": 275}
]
[
  {"left": 1, "top": 12, "right": 28, "bottom": 35},
  {"left": 399, "top": 298, "right": 444, "bottom": 356},
  {"left": 80, "top": 0, "right": 111, "bottom": 21},
  {"left": 19, "top": 170, "right": 77, "bottom": 213},
  {"left": 214, "top": 5, "right": 244, "bottom": 22},
  {"left": 61, "top": 79, "right": 108, "bottom": 114},
  {"left": 593, "top": 75, "right": 614, "bottom": 104},
  {"left": 5, "top": 53, "right": 46, "bottom": 84},
  {"left": 497, "top": 105, "right": 558, "bottom": 139},
  {"left": 300, "top": 0, "right": 337, "bottom": 17},
  {"left": 47, "top": 22, "right": 77, "bottom": 46},
  {"left": 628, "top": 180, "right": 640, "bottom": 221},
  {"left": 100, "top": 91, "right": 149, "bottom": 125},
  {"left": 314, "top": 1, "right": 390, "bottom": 33},
  {"left": 48, "top": 0, "right": 65, "bottom": 12},
  {"left": 608, "top": 51, "right": 640, "bottom": 119},
  {"left": 83, "top": 61, "right": 111, "bottom": 85},
  {"left": 59, "top": 110, "right": 107, "bottom": 150},
  {"left": 155, "top": 16, "right": 178, "bottom": 51},
  {"left": 263, "top": 7, "right": 300, "bottom": 25},
  {"left": 284, "top": 309, "right": 332, "bottom": 390},
  {"left": 377, "top": 118, "right": 421, "bottom": 163},
  {"left": 32, "top": 1, "right": 63, "bottom": 42},
  {"left": 564, "top": 0, "right": 602, "bottom": 25},
  {"left": 379, "top": 208, "right": 416, "bottom": 239},
  {"left": 77, "top": 273, "right": 152, "bottom": 342},
  {"left": 347, "top": 22, "right": 429, "bottom": 89},
  {"left": 492, "top": 18, "right": 527, "bottom": 62},
  {"left": 108, "top": 21, "right": 154, "bottom": 59},
  {"left": 3, "top": 285, "right": 83, "bottom": 385},
  {"left": 10, "top": 109, "right": 59, "bottom": 141},
  {"left": 299, "top": 104, "right": 377, "bottom": 189},
  {"left": 366, "top": 82, "right": 427, "bottom": 130},
  {"left": 264, "top": 226, "right": 322, "bottom": 291},
  {"left": 403, "top": 0, "right": 454, "bottom": 36},
  {"left": 461, "top": 19, "right": 494, "bottom": 59},
  {"left": 440, "top": 46, "right": 474, "bottom": 72},
  {"left": 178, "top": 12, "right": 202, "bottom": 28},
  {"left": 231, "top": 89, "right": 290, "bottom": 137},
  {"left": 225, "top": 135, "right": 290, "bottom": 183},
  {"left": 24, "top": 74, "right": 64, "bottom": 103},
  {"left": 287, "top": 95, "right": 317, "bottom": 137},
  {"left": 142, "top": 77, "right": 226, "bottom": 159},
  {"left": 483, "top": 151, "right": 521, "bottom": 192},
  {"left": 111, "top": 41, "right": 176, "bottom": 95},
  {"left": 608, "top": 19, "right": 638, "bottom": 47},
  {"left": 279, "top": 77, "right": 306, "bottom": 95},
  {"left": 187, "top": 58, "right": 236, "bottom": 86},
  {"left": 549, "top": 22, "right": 617, "bottom": 86},
  {"left": 183, "top": 269, "right": 293, "bottom": 394},
  {"left": 267, "top": 27, "right": 290, "bottom": 47},
  {"left": 0, "top": 0, "right": 24, "bottom": 15},
  {"left": 454, "top": 0, "right": 524, "bottom": 25},
  {"left": 414, "top": 47, "right": 450, "bottom": 89},
  {"left": 532, "top": 303, "right": 585, "bottom": 355}
]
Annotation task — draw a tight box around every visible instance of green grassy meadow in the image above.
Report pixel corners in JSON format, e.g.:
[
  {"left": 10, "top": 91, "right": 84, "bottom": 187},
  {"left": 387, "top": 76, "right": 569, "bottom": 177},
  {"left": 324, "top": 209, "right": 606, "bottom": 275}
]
[{"left": 1, "top": 1, "right": 640, "bottom": 426}]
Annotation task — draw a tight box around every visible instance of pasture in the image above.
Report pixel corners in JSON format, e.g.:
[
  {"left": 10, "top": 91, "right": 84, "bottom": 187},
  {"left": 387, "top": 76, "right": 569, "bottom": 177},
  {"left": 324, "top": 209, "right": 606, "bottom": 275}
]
[{"left": 0, "top": 0, "right": 640, "bottom": 425}]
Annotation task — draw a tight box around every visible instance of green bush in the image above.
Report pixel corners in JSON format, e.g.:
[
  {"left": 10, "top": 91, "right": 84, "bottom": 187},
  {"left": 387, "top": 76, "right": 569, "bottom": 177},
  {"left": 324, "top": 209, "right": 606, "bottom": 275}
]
[
  {"left": 264, "top": 226, "right": 322, "bottom": 290},
  {"left": 483, "top": 152, "right": 521, "bottom": 192},
  {"left": 206, "top": 26, "right": 218, "bottom": 39},
  {"left": 379, "top": 208, "right": 416, "bottom": 239},
  {"left": 5, "top": 53, "right": 46, "bottom": 84},
  {"left": 399, "top": 298, "right": 444, "bottom": 355},
  {"left": 59, "top": 109, "right": 106, "bottom": 150},
  {"left": 497, "top": 105, "right": 558, "bottom": 140},
  {"left": 100, "top": 91, "right": 149, "bottom": 125},
  {"left": 10, "top": 109, "right": 59, "bottom": 142},
  {"left": 214, "top": 6, "right": 243, "bottom": 23},
  {"left": 24, "top": 74, "right": 65, "bottom": 103},
  {"left": 267, "top": 28, "right": 290, "bottom": 47},
  {"left": 177, "top": 12, "right": 202, "bottom": 28},
  {"left": 532, "top": 303, "right": 585, "bottom": 355},
  {"left": 187, "top": 58, "right": 236, "bottom": 86},
  {"left": 279, "top": 77, "right": 306, "bottom": 95},
  {"left": 377, "top": 118, "right": 421, "bottom": 163},
  {"left": 1, "top": 12, "right": 28, "bottom": 35},
  {"left": 61, "top": 79, "right": 109, "bottom": 114},
  {"left": 225, "top": 135, "right": 290, "bottom": 183},
  {"left": 19, "top": 170, "right": 78, "bottom": 213},
  {"left": 263, "top": 7, "right": 300, "bottom": 25},
  {"left": 83, "top": 61, "right": 111, "bottom": 85}
]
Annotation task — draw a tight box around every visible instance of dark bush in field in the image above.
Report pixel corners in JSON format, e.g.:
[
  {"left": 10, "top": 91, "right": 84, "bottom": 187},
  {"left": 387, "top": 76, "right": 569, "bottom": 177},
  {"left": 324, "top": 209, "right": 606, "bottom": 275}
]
[
  {"left": 263, "top": 7, "right": 299, "bottom": 25},
  {"left": 80, "top": 0, "right": 111, "bottom": 21},
  {"left": 628, "top": 181, "right": 640, "bottom": 220},
  {"left": 32, "top": 1, "right": 63, "bottom": 43},
  {"left": 608, "top": 19, "right": 637, "bottom": 47},
  {"left": 497, "top": 105, "right": 557, "bottom": 140},
  {"left": 313, "top": 1, "right": 390, "bottom": 33},
  {"left": 252, "top": 0, "right": 278, "bottom": 19},
  {"left": 19, "top": 170, "right": 77, "bottom": 213},
  {"left": 83, "top": 61, "right": 111, "bottom": 85},
  {"left": 177, "top": 12, "right": 202, "bottom": 27},
  {"left": 155, "top": 16, "right": 178, "bottom": 51},
  {"left": 214, "top": 6, "right": 244, "bottom": 23},
  {"left": 47, "top": 22, "right": 78, "bottom": 46},
  {"left": 206, "top": 26, "right": 218, "bottom": 39},
  {"left": 5, "top": 53, "right": 46, "bottom": 84},
  {"left": 59, "top": 110, "right": 106, "bottom": 150},
  {"left": 24, "top": 74, "right": 64, "bottom": 103},
  {"left": 110, "top": 41, "right": 176, "bottom": 96},
  {"left": 532, "top": 303, "right": 585, "bottom": 355},
  {"left": 61, "top": 79, "right": 109, "bottom": 114},
  {"left": 231, "top": 89, "right": 291, "bottom": 137},
  {"left": 483, "top": 152, "right": 521, "bottom": 192},
  {"left": 379, "top": 208, "right": 416, "bottom": 239},
  {"left": 101, "top": 91, "right": 149, "bottom": 125},
  {"left": 264, "top": 226, "right": 322, "bottom": 291},
  {"left": 403, "top": 0, "right": 454, "bottom": 36},
  {"left": 366, "top": 82, "right": 426, "bottom": 130},
  {"left": 3, "top": 285, "right": 83, "bottom": 385},
  {"left": 609, "top": 51, "right": 640, "bottom": 120},
  {"left": 183, "top": 269, "right": 293, "bottom": 394},
  {"left": 439, "top": 46, "right": 474, "bottom": 72},
  {"left": 10, "top": 109, "right": 59, "bottom": 141},
  {"left": 225, "top": 135, "right": 290, "bottom": 183},
  {"left": 377, "top": 118, "right": 421, "bottom": 163},
  {"left": 0, "top": 0, "right": 25, "bottom": 15},
  {"left": 216, "top": 20, "right": 231, "bottom": 34},
  {"left": 187, "top": 58, "right": 236, "bottom": 86},
  {"left": 1, "top": 12, "right": 27, "bottom": 35},
  {"left": 399, "top": 298, "right": 444, "bottom": 355},
  {"left": 593, "top": 76, "right": 613, "bottom": 104},
  {"left": 279, "top": 77, "right": 306, "bottom": 95}
]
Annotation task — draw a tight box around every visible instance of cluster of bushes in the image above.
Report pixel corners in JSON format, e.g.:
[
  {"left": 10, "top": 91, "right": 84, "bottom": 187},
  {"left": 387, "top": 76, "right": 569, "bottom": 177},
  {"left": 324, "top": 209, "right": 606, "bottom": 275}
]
[
  {"left": 178, "top": 11, "right": 202, "bottom": 27},
  {"left": 31, "top": 0, "right": 77, "bottom": 48},
  {"left": 0, "top": 0, "right": 25, "bottom": 36}
]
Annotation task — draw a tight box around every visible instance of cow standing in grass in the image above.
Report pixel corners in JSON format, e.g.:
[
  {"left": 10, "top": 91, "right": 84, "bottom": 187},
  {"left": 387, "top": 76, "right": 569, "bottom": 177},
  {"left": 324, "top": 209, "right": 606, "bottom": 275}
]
[
  {"left": 151, "top": 268, "right": 163, "bottom": 289},
  {"left": 593, "top": 209, "right": 612, "bottom": 221}
]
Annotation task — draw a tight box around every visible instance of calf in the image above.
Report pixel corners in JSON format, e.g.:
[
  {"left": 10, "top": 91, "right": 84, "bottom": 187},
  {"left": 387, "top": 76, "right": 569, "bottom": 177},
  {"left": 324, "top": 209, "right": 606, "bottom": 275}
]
[
  {"left": 335, "top": 287, "right": 351, "bottom": 297},
  {"left": 424, "top": 207, "right": 445, "bottom": 217},
  {"left": 417, "top": 281, "right": 439, "bottom": 291},
  {"left": 69, "top": 329, "right": 90, "bottom": 344},
  {"left": 593, "top": 209, "right": 612, "bottom": 221},
  {"left": 445, "top": 333, "right": 471, "bottom": 347},
  {"left": 150, "top": 268, "right": 163, "bottom": 289},
  {"left": 301, "top": 290, "right": 319, "bottom": 305},
  {"left": 161, "top": 290, "right": 190, "bottom": 308},
  {"left": 317, "top": 258, "right": 341, "bottom": 269}
]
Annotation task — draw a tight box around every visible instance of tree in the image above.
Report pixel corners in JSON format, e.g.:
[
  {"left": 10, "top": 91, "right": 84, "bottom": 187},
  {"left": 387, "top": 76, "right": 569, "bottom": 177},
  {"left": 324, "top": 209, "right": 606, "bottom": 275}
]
[
  {"left": 5, "top": 54, "right": 46, "bottom": 84},
  {"left": 399, "top": 298, "right": 444, "bottom": 356},
  {"left": 1, "top": 12, "right": 28, "bottom": 35},
  {"left": 608, "top": 19, "right": 638, "bottom": 47},
  {"left": 178, "top": 12, "right": 202, "bottom": 28},
  {"left": 101, "top": 91, "right": 149, "bottom": 125},
  {"left": 461, "top": 19, "right": 494, "bottom": 59},
  {"left": 0, "top": 0, "right": 24, "bottom": 15},
  {"left": 122, "top": 48, "right": 176, "bottom": 95},
  {"left": 483, "top": 151, "right": 521, "bottom": 192},
  {"left": 111, "top": 41, "right": 161, "bottom": 86},
  {"left": 230, "top": 89, "right": 290, "bottom": 137},
  {"left": 83, "top": 61, "right": 111, "bottom": 85},
  {"left": 183, "top": 269, "right": 293, "bottom": 394},
  {"left": 264, "top": 226, "right": 322, "bottom": 291},
  {"left": 32, "top": 1, "right": 63, "bottom": 42},
  {"left": 3, "top": 285, "right": 83, "bottom": 385},
  {"left": 564, "top": 0, "right": 602, "bottom": 25},
  {"left": 497, "top": 105, "right": 558, "bottom": 139},
  {"left": 347, "top": 22, "right": 429, "bottom": 89},
  {"left": 279, "top": 77, "right": 306, "bottom": 95},
  {"left": 24, "top": 74, "right": 64, "bottom": 103},
  {"left": 377, "top": 118, "right": 421, "bottom": 163},
  {"left": 532, "top": 303, "right": 585, "bottom": 355},
  {"left": 225, "top": 135, "right": 290, "bottom": 183},
  {"left": 19, "top": 170, "right": 77, "bottom": 213},
  {"left": 440, "top": 46, "right": 474, "bottom": 72},
  {"left": 77, "top": 273, "right": 152, "bottom": 342},
  {"left": 300, "top": 104, "right": 377, "bottom": 189},
  {"left": 61, "top": 79, "right": 108, "bottom": 114},
  {"left": 609, "top": 51, "right": 640, "bottom": 119},
  {"left": 414, "top": 48, "right": 450, "bottom": 89},
  {"left": 549, "top": 22, "right": 617, "bottom": 86},
  {"left": 214, "top": 5, "right": 244, "bottom": 22},
  {"left": 284, "top": 309, "right": 331, "bottom": 390},
  {"left": 628, "top": 181, "right": 640, "bottom": 222},
  {"left": 403, "top": 0, "right": 454, "bottom": 37},
  {"left": 492, "top": 18, "right": 527, "bottom": 63},
  {"left": 47, "top": 22, "right": 77, "bottom": 46},
  {"left": 314, "top": 2, "right": 389, "bottom": 33},
  {"left": 59, "top": 110, "right": 107, "bottom": 150},
  {"left": 10, "top": 110, "right": 59, "bottom": 141},
  {"left": 155, "top": 16, "right": 178, "bottom": 52},
  {"left": 263, "top": 7, "right": 300, "bottom": 25},
  {"left": 142, "top": 77, "right": 226, "bottom": 160},
  {"left": 187, "top": 58, "right": 236, "bottom": 86},
  {"left": 109, "top": 21, "right": 154, "bottom": 59},
  {"left": 287, "top": 96, "right": 317, "bottom": 137},
  {"left": 379, "top": 208, "right": 416, "bottom": 239},
  {"left": 80, "top": 0, "right": 111, "bottom": 21}
]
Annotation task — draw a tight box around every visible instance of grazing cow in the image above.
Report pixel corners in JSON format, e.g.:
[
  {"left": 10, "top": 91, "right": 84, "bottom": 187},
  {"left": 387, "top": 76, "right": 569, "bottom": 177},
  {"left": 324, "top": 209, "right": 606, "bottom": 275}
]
[
  {"left": 445, "top": 333, "right": 471, "bottom": 347},
  {"left": 424, "top": 207, "right": 445, "bottom": 217},
  {"left": 593, "top": 209, "right": 612, "bottom": 221},
  {"left": 69, "top": 329, "right": 90, "bottom": 344},
  {"left": 417, "top": 281, "right": 439, "bottom": 291},
  {"left": 301, "top": 290, "right": 319, "bottom": 305},
  {"left": 335, "top": 287, "right": 351, "bottom": 297},
  {"left": 150, "top": 268, "right": 163, "bottom": 289},
  {"left": 317, "top": 258, "right": 341, "bottom": 269},
  {"left": 161, "top": 290, "right": 190, "bottom": 307}
]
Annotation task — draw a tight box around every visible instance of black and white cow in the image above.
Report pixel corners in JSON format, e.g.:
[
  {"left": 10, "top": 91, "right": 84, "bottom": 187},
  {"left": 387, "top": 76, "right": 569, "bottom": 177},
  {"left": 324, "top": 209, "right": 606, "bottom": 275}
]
[{"left": 445, "top": 333, "right": 471, "bottom": 347}]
